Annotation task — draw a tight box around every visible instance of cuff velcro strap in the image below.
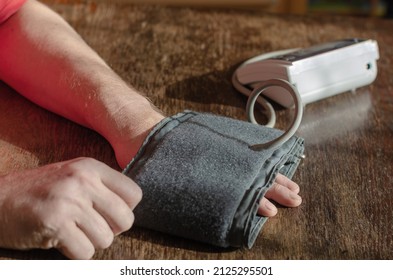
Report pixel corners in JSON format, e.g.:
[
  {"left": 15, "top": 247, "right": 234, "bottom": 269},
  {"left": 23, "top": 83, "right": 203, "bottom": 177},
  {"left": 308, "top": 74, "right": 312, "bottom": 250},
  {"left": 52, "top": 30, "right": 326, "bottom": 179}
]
[{"left": 123, "top": 111, "right": 304, "bottom": 248}]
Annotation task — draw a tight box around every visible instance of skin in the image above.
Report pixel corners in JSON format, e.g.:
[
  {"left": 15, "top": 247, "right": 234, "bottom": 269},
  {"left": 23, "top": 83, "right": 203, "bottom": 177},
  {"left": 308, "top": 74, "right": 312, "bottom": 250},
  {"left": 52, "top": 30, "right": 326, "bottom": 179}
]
[{"left": 0, "top": 0, "right": 301, "bottom": 259}]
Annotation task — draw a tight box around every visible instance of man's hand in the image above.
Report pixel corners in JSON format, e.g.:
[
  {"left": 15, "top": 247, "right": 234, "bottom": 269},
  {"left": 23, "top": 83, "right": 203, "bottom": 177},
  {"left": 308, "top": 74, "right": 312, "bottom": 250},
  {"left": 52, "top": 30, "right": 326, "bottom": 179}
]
[{"left": 0, "top": 157, "right": 141, "bottom": 259}]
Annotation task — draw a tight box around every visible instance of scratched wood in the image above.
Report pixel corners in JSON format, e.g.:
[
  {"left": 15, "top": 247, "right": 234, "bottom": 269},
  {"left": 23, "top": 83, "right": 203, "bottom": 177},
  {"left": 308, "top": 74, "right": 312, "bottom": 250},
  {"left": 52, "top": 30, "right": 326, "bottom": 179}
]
[{"left": 1, "top": 1, "right": 392, "bottom": 260}]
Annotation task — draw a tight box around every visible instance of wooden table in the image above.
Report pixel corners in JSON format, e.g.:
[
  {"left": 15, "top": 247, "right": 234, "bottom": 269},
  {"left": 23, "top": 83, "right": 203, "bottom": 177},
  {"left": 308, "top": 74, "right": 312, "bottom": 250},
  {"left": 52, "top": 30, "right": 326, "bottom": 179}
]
[{"left": 1, "top": 1, "right": 392, "bottom": 260}]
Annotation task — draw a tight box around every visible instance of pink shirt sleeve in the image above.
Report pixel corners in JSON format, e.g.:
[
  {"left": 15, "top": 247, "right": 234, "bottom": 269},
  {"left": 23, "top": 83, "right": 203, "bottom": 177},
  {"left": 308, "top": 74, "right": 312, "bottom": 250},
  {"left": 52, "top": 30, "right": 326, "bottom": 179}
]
[{"left": 0, "top": 0, "right": 28, "bottom": 24}]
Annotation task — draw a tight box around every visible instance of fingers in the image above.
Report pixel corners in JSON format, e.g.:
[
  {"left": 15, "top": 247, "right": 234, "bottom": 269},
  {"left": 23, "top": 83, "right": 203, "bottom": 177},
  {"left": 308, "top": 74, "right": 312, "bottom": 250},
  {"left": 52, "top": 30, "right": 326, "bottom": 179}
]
[
  {"left": 258, "top": 174, "right": 302, "bottom": 217},
  {"left": 90, "top": 186, "right": 135, "bottom": 235},
  {"left": 56, "top": 223, "right": 96, "bottom": 260},
  {"left": 275, "top": 173, "right": 300, "bottom": 194},
  {"left": 265, "top": 175, "right": 302, "bottom": 208},
  {"left": 78, "top": 158, "right": 141, "bottom": 235},
  {"left": 94, "top": 160, "right": 143, "bottom": 209},
  {"left": 54, "top": 190, "right": 135, "bottom": 259},
  {"left": 0, "top": 157, "right": 141, "bottom": 260},
  {"left": 49, "top": 158, "right": 141, "bottom": 259},
  {"left": 67, "top": 157, "right": 142, "bottom": 209},
  {"left": 258, "top": 197, "right": 278, "bottom": 217},
  {"left": 74, "top": 206, "right": 115, "bottom": 250}
]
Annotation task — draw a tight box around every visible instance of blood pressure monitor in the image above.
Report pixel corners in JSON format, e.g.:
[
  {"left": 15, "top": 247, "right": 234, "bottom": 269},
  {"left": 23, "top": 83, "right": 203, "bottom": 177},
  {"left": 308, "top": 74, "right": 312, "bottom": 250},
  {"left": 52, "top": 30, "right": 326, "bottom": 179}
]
[{"left": 233, "top": 38, "right": 379, "bottom": 108}]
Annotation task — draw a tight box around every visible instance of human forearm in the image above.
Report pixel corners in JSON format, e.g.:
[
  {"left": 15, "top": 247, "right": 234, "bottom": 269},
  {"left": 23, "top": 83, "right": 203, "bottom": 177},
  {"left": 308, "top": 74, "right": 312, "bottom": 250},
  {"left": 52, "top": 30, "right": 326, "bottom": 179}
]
[{"left": 0, "top": 0, "right": 164, "bottom": 167}]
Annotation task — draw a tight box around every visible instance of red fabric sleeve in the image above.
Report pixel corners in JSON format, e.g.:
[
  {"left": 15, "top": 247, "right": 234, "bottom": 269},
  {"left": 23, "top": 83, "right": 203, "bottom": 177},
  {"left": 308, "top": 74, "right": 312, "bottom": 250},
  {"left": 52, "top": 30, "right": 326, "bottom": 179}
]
[{"left": 0, "top": 0, "right": 28, "bottom": 24}]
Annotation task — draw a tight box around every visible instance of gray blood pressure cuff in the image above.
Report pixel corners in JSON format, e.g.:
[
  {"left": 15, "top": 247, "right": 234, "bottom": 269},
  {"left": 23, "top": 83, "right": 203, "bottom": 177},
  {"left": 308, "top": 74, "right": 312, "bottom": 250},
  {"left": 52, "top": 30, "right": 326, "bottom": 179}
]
[{"left": 123, "top": 111, "right": 304, "bottom": 248}]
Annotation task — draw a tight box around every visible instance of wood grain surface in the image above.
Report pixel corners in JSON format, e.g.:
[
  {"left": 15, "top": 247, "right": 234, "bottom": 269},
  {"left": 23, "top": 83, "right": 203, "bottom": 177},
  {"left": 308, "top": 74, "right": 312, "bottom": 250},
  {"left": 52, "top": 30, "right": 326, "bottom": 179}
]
[{"left": 1, "top": 0, "right": 392, "bottom": 260}]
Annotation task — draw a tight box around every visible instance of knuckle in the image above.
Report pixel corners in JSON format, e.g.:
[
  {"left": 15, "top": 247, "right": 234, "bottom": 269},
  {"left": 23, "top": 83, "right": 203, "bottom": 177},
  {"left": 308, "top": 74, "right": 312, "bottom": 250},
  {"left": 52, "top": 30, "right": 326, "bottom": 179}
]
[
  {"left": 267, "top": 182, "right": 284, "bottom": 197},
  {"left": 63, "top": 158, "right": 98, "bottom": 175},
  {"left": 59, "top": 169, "right": 99, "bottom": 195},
  {"left": 77, "top": 245, "right": 96, "bottom": 260},
  {"left": 126, "top": 183, "right": 143, "bottom": 209},
  {"left": 98, "top": 232, "right": 114, "bottom": 249},
  {"left": 37, "top": 201, "right": 69, "bottom": 229},
  {"left": 116, "top": 181, "right": 143, "bottom": 210},
  {"left": 273, "top": 182, "right": 285, "bottom": 192},
  {"left": 112, "top": 208, "right": 134, "bottom": 235},
  {"left": 85, "top": 249, "right": 96, "bottom": 260},
  {"left": 122, "top": 211, "right": 135, "bottom": 231},
  {"left": 133, "top": 186, "right": 143, "bottom": 205},
  {"left": 292, "top": 182, "right": 300, "bottom": 193},
  {"left": 60, "top": 246, "right": 94, "bottom": 260},
  {"left": 72, "top": 157, "right": 100, "bottom": 166}
]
